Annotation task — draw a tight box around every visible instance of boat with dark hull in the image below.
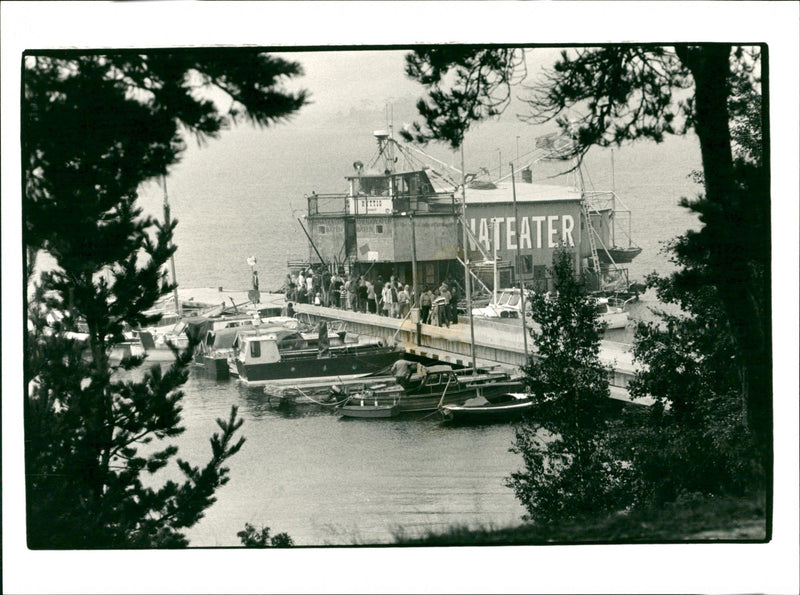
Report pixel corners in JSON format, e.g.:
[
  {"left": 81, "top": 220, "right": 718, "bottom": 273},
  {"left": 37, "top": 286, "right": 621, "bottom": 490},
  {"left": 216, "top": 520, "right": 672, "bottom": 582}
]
[
  {"left": 597, "top": 245, "right": 642, "bottom": 265},
  {"left": 440, "top": 392, "right": 533, "bottom": 424},
  {"left": 231, "top": 328, "right": 402, "bottom": 385}
]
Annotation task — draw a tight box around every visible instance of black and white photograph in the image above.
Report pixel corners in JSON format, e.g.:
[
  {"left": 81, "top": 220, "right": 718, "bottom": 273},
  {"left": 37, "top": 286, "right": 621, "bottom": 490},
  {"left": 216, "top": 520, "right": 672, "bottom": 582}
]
[{"left": 3, "top": 2, "right": 798, "bottom": 594}]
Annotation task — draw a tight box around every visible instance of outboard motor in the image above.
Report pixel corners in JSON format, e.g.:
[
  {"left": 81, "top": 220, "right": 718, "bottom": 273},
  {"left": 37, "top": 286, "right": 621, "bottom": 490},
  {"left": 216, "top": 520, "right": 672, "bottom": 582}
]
[{"left": 328, "top": 384, "right": 347, "bottom": 402}]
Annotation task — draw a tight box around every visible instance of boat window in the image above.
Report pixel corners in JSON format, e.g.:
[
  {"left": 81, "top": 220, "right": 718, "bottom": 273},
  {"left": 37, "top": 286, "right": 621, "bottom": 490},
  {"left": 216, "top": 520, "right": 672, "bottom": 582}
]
[
  {"left": 250, "top": 340, "right": 261, "bottom": 358},
  {"left": 595, "top": 303, "right": 608, "bottom": 314},
  {"left": 277, "top": 336, "right": 299, "bottom": 350},
  {"left": 357, "top": 176, "right": 390, "bottom": 196},
  {"left": 426, "top": 373, "right": 440, "bottom": 385},
  {"left": 497, "top": 293, "right": 511, "bottom": 306},
  {"left": 507, "top": 294, "right": 520, "bottom": 306}
]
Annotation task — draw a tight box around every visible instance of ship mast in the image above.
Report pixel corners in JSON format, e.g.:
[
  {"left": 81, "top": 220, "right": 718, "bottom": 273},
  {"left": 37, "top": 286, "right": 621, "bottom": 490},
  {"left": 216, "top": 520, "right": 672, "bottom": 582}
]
[
  {"left": 460, "top": 144, "right": 477, "bottom": 372},
  {"left": 162, "top": 176, "right": 182, "bottom": 316}
]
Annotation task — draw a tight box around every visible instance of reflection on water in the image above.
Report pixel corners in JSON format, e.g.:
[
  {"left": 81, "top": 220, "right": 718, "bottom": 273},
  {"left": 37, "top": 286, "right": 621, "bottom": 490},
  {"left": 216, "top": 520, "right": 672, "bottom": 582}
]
[{"left": 162, "top": 367, "right": 526, "bottom": 546}]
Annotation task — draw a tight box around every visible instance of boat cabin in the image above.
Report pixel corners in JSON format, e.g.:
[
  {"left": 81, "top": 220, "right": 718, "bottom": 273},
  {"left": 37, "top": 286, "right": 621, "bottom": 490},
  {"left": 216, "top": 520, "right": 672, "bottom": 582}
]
[
  {"left": 471, "top": 288, "right": 532, "bottom": 319},
  {"left": 232, "top": 326, "right": 353, "bottom": 366},
  {"left": 233, "top": 330, "right": 310, "bottom": 366}
]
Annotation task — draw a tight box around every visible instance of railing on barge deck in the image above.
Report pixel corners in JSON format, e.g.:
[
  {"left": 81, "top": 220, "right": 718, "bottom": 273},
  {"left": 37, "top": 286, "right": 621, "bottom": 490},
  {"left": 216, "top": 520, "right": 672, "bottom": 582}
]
[{"left": 307, "top": 192, "right": 458, "bottom": 217}]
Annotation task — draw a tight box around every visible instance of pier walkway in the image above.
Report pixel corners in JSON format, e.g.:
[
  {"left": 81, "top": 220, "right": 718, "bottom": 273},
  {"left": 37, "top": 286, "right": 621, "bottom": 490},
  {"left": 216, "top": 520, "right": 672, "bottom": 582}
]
[
  {"left": 292, "top": 303, "right": 640, "bottom": 402},
  {"left": 175, "top": 288, "right": 643, "bottom": 404}
]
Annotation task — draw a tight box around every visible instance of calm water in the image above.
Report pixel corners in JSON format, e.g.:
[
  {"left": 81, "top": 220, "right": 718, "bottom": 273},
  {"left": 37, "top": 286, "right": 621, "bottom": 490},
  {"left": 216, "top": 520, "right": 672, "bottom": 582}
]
[
  {"left": 158, "top": 369, "right": 526, "bottom": 546},
  {"left": 132, "top": 131, "right": 703, "bottom": 546}
]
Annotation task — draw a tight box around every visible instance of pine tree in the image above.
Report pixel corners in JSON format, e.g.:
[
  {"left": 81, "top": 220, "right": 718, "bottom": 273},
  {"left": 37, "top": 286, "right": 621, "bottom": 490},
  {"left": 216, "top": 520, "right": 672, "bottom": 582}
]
[
  {"left": 506, "top": 248, "right": 631, "bottom": 522},
  {"left": 24, "top": 50, "right": 307, "bottom": 548},
  {"left": 404, "top": 44, "right": 770, "bottom": 477}
]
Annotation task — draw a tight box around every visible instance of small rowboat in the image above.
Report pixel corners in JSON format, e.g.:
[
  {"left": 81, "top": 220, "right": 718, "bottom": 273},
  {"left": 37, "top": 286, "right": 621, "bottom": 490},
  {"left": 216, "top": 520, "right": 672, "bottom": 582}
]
[
  {"left": 440, "top": 392, "right": 532, "bottom": 424},
  {"left": 338, "top": 393, "right": 400, "bottom": 419}
]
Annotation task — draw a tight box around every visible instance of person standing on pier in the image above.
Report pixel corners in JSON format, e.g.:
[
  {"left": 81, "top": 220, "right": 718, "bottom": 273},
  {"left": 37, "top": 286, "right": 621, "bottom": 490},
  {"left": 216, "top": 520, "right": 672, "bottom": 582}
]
[
  {"left": 366, "top": 280, "right": 377, "bottom": 314},
  {"left": 357, "top": 276, "right": 368, "bottom": 313},
  {"left": 449, "top": 281, "right": 460, "bottom": 325},
  {"left": 436, "top": 282, "right": 451, "bottom": 327},
  {"left": 390, "top": 281, "right": 400, "bottom": 318},
  {"left": 374, "top": 276, "right": 385, "bottom": 315},
  {"left": 382, "top": 280, "right": 396, "bottom": 318},
  {"left": 306, "top": 268, "right": 314, "bottom": 295},
  {"left": 346, "top": 275, "right": 357, "bottom": 311},
  {"left": 398, "top": 284, "right": 410, "bottom": 318},
  {"left": 419, "top": 286, "right": 433, "bottom": 324},
  {"left": 329, "top": 272, "right": 342, "bottom": 308},
  {"left": 321, "top": 268, "right": 331, "bottom": 306}
]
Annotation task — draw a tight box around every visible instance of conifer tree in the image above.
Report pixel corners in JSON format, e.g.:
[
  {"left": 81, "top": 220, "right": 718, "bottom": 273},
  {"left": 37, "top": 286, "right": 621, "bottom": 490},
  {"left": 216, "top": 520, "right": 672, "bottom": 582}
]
[
  {"left": 23, "top": 50, "right": 307, "bottom": 548},
  {"left": 404, "top": 44, "right": 770, "bottom": 477},
  {"left": 506, "top": 248, "right": 631, "bottom": 522}
]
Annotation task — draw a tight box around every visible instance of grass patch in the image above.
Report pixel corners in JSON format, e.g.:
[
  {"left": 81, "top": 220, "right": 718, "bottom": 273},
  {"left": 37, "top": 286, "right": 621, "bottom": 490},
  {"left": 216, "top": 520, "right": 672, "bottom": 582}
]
[{"left": 392, "top": 493, "right": 767, "bottom": 546}]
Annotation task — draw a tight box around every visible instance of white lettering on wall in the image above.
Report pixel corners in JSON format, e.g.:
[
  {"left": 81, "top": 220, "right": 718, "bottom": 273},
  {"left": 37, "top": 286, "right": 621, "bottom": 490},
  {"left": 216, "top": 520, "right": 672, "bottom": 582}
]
[
  {"left": 519, "top": 216, "right": 531, "bottom": 250},
  {"left": 467, "top": 214, "right": 577, "bottom": 252},
  {"left": 547, "top": 216, "right": 559, "bottom": 248},
  {"left": 469, "top": 218, "right": 477, "bottom": 250},
  {"left": 492, "top": 218, "right": 504, "bottom": 251},
  {"left": 478, "top": 218, "right": 490, "bottom": 249},
  {"left": 531, "top": 216, "right": 545, "bottom": 249},
  {"left": 506, "top": 217, "right": 517, "bottom": 250},
  {"left": 562, "top": 215, "right": 575, "bottom": 247}
]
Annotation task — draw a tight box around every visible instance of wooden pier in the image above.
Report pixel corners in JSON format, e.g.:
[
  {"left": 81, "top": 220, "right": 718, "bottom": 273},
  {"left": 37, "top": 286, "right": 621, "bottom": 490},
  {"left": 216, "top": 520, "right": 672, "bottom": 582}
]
[
  {"left": 176, "top": 288, "right": 644, "bottom": 404},
  {"left": 292, "top": 302, "right": 641, "bottom": 402}
]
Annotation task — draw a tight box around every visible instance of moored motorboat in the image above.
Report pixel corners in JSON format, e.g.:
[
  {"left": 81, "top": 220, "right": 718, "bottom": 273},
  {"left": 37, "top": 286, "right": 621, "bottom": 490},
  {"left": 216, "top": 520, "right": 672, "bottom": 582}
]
[
  {"left": 594, "top": 297, "right": 629, "bottom": 330},
  {"left": 231, "top": 326, "right": 403, "bottom": 385},
  {"left": 353, "top": 360, "right": 523, "bottom": 414},
  {"left": 471, "top": 287, "right": 531, "bottom": 319},
  {"left": 439, "top": 392, "right": 533, "bottom": 424}
]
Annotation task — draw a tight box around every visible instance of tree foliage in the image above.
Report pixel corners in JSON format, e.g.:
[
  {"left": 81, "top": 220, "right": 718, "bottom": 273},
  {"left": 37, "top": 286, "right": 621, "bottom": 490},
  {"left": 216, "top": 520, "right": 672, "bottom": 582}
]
[
  {"left": 237, "top": 523, "right": 294, "bottom": 548},
  {"left": 405, "top": 44, "right": 771, "bottom": 475},
  {"left": 507, "top": 249, "right": 632, "bottom": 522},
  {"left": 620, "top": 263, "right": 762, "bottom": 504},
  {"left": 24, "top": 50, "right": 307, "bottom": 548},
  {"left": 401, "top": 47, "right": 525, "bottom": 149}
]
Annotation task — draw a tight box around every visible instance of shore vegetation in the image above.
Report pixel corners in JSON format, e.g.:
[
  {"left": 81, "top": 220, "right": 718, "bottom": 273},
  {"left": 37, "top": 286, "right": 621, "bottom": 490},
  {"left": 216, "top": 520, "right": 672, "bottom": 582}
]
[{"left": 23, "top": 50, "right": 307, "bottom": 547}]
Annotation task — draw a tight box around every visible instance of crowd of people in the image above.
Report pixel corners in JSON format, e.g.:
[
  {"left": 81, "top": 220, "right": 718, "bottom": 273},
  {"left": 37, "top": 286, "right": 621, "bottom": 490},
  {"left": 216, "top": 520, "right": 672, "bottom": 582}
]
[{"left": 283, "top": 267, "right": 461, "bottom": 327}]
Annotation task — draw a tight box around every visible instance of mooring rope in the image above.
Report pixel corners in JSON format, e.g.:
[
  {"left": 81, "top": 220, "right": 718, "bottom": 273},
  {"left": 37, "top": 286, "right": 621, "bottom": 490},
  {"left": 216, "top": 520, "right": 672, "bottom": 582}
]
[{"left": 290, "top": 385, "right": 349, "bottom": 407}]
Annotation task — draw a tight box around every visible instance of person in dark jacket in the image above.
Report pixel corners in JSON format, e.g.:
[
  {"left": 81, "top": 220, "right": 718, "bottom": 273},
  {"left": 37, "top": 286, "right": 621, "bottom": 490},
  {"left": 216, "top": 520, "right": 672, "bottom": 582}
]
[
  {"left": 357, "top": 276, "right": 368, "bottom": 313},
  {"left": 374, "top": 276, "right": 384, "bottom": 315},
  {"left": 449, "top": 282, "right": 460, "bottom": 324}
]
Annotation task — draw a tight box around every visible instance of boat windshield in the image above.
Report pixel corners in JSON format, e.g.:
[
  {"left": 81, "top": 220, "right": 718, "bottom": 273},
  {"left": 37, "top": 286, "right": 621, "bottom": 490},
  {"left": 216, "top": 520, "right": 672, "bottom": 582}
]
[{"left": 496, "top": 292, "right": 520, "bottom": 307}]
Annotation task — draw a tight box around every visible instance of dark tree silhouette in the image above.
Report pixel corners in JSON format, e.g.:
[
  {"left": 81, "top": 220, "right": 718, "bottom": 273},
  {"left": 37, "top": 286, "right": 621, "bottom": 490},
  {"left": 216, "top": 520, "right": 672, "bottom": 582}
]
[
  {"left": 404, "top": 45, "right": 770, "bottom": 475},
  {"left": 507, "top": 248, "right": 631, "bottom": 522},
  {"left": 23, "top": 49, "right": 307, "bottom": 548}
]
